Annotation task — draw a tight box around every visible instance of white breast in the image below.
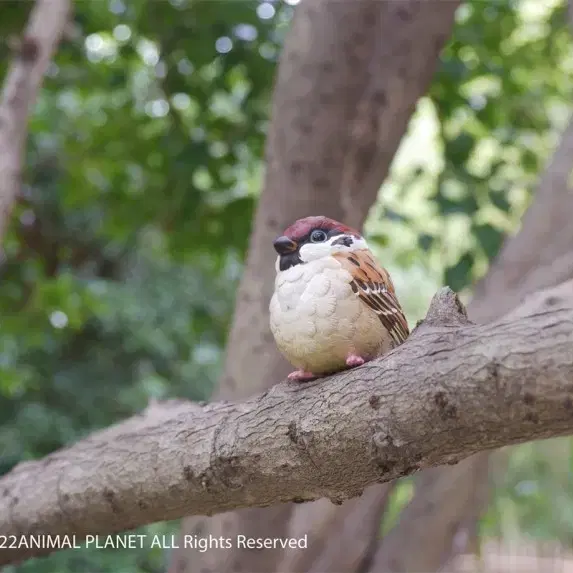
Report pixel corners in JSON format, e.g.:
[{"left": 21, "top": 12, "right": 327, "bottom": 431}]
[{"left": 269, "top": 256, "right": 391, "bottom": 374}]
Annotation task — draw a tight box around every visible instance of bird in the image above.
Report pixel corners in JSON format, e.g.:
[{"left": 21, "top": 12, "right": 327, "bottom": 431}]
[{"left": 269, "top": 215, "right": 409, "bottom": 382}]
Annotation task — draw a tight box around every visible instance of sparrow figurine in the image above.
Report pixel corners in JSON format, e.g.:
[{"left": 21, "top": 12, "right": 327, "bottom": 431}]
[{"left": 269, "top": 216, "right": 409, "bottom": 381}]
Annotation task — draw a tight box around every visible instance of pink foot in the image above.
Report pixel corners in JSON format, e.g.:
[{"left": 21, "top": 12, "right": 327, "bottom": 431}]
[
  {"left": 346, "top": 354, "right": 366, "bottom": 368},
  {"left": 287, "top": 370, "right": 322, "bottom": 382}
]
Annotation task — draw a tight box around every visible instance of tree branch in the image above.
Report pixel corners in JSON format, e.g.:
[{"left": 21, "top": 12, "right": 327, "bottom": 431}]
[
  {"left": 0, "top": 0, "right": 71, "bottom": 242},
  {"left": 2, "top": 282, "right": 573, "bottom": 566},
  {"left": 372, "top": 112, "right": 573, "bottom": 572}
]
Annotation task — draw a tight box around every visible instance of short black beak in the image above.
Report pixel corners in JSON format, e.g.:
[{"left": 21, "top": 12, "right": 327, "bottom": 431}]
[{"left": 273, "top": 235, "right": 297, "bottom": 255}]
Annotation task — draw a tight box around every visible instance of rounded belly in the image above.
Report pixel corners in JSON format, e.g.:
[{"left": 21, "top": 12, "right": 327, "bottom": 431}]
[{"left": 270, "top": 273, "right": 390, "bottom": 374}]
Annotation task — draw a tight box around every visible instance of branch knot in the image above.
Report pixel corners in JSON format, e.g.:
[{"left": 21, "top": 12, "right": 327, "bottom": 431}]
[{"left": 415, "top": 287, "right": 472, "bottom": 331}]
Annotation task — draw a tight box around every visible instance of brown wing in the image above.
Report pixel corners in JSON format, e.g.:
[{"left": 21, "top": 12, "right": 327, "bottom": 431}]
[{"left": 334, "top": 249, "right": 409, "bottom": 345}]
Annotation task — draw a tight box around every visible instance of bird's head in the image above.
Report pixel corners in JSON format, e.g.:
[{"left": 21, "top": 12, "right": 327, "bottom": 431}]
[{"left": 273, "top": 216, "right": 366, "bottom": 271}]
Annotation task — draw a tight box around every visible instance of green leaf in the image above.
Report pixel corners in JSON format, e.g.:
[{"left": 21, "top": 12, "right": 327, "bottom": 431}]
[
  {"left": 473, "top": 223, "right": 505, "bottom": 260},
  {"left": 488, "top": 189, "right": 511, "bottom": 212},
  {"left": 444, "top": 252, "right": 475, "bottom": 292},
  {"left": 444, "top": 132, "right": 475, "bottom": 166},
  {"left": 417, "top": 233, "right": 434, "bottom": 252},
  {"left": 435, "top": 191, "right": 479, "bottom": 215},
  {"left": 384, "top": 207, "right": 408, "bottom": 223}
]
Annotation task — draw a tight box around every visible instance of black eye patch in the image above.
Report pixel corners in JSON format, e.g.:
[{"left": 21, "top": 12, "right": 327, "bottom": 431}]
[
  {"left": 278, "top": 228, "right": 347, "bottom": 271},
  {"left": 331, "top": 235, "right": 354, "bottom": 248}
]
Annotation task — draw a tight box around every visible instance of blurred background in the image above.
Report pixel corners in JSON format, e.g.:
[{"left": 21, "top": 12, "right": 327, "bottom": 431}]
[{"left": 1, "top": 0, "right": 573, "bottom": 571}]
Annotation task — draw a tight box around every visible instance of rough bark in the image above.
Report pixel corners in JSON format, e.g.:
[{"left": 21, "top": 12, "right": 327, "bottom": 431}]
[
  {"left": 371, "top": 115, "right": 573, "bottom": 572},
  {"left": 171, "top": 1, "right": 461, "bottom": 571},
  {"left": 3, "top": 282, "right": 573, "bottom": 566},
  {"left": 0, "top": 0, "right": 71, "bottom": 242}
]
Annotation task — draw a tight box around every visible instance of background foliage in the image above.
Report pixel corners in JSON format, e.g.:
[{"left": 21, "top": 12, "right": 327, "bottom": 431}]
[{"left": 1, "top": 0, "right": 573, "bottom": 571}]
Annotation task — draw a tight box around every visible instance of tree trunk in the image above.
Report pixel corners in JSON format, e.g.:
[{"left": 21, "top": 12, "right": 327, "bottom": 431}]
[
  {"left": 170, "top": 1, "right": 460, "bottom": 572},
  {"left": 0, "top": 0, "right": 71, "bottom": 242}
]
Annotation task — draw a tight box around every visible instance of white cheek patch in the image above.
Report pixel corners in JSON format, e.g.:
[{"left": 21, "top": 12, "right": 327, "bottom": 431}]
[{"left": 299, "top": 241, "right": 333, "bottom": 263}]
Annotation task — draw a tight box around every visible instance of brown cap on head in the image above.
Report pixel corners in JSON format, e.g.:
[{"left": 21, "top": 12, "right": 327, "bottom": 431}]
[{"left": 281, "top": 216, "right": 361, "bottom": 243}]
